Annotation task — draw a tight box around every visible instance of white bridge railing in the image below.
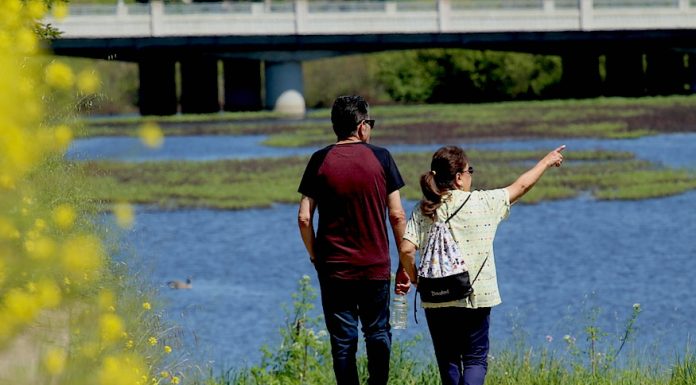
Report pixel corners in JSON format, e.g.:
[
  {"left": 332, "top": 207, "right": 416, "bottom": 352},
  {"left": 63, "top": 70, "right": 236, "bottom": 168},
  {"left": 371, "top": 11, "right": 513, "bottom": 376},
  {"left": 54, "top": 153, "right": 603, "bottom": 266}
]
[{"left": 46, "top": 0, "right": 696, "bottom": 38}]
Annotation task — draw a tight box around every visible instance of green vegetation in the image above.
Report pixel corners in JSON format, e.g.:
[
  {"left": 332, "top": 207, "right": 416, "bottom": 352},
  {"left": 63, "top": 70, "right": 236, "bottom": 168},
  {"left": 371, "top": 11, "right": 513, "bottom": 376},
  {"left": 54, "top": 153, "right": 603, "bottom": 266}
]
[
  {"left": 78, "top": 96, "right": 696, "bottom": 149},
  {"left": 193, "top": 277, "right": 696, "bottom": 385},
  {"left": 74, "top": 149, "right": 696, "bottom": 210}
]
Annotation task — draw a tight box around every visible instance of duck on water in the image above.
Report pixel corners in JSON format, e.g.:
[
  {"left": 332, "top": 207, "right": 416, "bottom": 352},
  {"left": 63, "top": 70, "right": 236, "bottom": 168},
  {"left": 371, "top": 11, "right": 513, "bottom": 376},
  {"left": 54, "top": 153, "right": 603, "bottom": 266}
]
[{"left": 167, "top": 277, "right": 192, "bottom": 289}]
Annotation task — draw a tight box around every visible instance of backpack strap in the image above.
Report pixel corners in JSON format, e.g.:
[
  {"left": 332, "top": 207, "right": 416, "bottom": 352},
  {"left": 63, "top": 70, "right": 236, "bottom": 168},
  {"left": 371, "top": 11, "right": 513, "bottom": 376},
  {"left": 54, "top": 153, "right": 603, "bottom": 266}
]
[{"left": 444, "top": 193, "right": 471, "bottom": 224}]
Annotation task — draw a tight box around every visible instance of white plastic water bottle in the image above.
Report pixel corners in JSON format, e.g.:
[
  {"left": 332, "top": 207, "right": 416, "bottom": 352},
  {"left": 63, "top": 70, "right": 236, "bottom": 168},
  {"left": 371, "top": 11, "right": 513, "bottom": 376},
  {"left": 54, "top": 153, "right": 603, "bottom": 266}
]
[{"left": 391, "top": 294, "right": 408, "bottom": 330}]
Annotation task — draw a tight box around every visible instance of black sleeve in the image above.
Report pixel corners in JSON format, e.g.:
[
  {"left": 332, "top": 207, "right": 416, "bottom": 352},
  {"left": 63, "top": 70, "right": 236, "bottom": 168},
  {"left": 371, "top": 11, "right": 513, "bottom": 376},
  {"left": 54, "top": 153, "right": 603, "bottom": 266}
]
[
  {"left": 368, "top": 145, "right": 405, "bottom": 194},
  {"left": 298, "top": 148, "right": 330, "bottom": 199}
]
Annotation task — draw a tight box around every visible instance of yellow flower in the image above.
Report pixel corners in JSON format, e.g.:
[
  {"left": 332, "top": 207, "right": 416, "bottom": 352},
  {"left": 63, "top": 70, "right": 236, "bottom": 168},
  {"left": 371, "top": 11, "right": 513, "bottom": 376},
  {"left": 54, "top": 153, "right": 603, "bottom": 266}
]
[
  {"left": 17, "top": 28, "right": 38, "bottom": 55},
  {"left": 160, "top": 371, "right": 169, "bottom": 378},
  {"left": 54, "top": 125, "right": 73, "bottom": 152},
  {"left": 36, "top": 279, "right": 62, "bottom": 308},
  {"left": 26, "top": 236, "right": 56, "bottom": 260},
  {"left": 100, "top": 313, "right": 125, "bottom": 344},
  {"left": 113, "top": 202, "right": 135, "bottom": 229},
  {"left": 45, "top": 61, "right": 74, "bottom": 89},
  {"left": 77, "top": 70, "right": 100, "bottom": 94},
  {"left": 164, "top": 345, "right": 172, "bottom": 354},
  {"left": 171, "top": 376, "right": 180, "bottom": 384},
  {"left": 142, "top": 302, "right": 151, "bottom": 310},
  {"left": 43, "top": 347, "right": 66, "bottom": 375},
  {"left": 26, "top": 0, "right": 47, "bottom": 19},
  {"left": 52, "top": 2, "right": 69, "bottom": 20},
  {"left": 60, "top": 235, "right": 105, "bottom": 280},
  {"left": 52, "top": 204, "right": 76, "bottom": 230},
  {"left": 148, "top": 336, "right": 157, "bottom": 346},
  {"left": 98, "top": 354, "right": 147, "bottom": 385},
  {"left": 126, "top": 340, "right": 134, "bottom": 349},
  {"left": 138, "top": 122, "right": 164, "bottom": 149},
  {"left": 4, "top": 289, "right": 39, "bottom": 323}
]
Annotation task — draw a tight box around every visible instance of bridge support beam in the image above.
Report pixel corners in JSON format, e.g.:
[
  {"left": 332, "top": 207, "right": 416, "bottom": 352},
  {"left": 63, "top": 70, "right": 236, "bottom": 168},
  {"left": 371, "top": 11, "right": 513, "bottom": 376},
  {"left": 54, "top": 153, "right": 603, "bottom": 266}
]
[
  {"left": 264, "top": 60, "right": 306, "bottom": 116},
  {"left": 645, "top": 51, "right": 687, "bottom": 96},
  {"left": 561, "top": 53, "right": 601, "bottom": 98},
  {"left": 180, "top": 58, "right": 220, "bottom": 114},
  {"left": 223, "top": 59, "right": 262, "bottom": 111},
  {"left": 604, "top": 52, "right": 645, "bottom": 97},
  {"left": 138, "top": 59, "right": 177, "bottom": 116},
  {"left": 690, "top": 54, "right": 696, "bottom": 94}
]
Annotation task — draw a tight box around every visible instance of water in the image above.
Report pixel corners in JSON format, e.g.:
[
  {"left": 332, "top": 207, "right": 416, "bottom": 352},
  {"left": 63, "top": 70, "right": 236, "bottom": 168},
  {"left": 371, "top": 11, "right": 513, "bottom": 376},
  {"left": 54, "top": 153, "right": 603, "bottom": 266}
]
[
  {"left": 82, "top": 132, "right": 695, "bottom": 369},
  {"left": 115, "top": 189, "right": 696, "bottom": 369},
  {"left": 68, "top": 133, "right": 696, "bottom": 168}
]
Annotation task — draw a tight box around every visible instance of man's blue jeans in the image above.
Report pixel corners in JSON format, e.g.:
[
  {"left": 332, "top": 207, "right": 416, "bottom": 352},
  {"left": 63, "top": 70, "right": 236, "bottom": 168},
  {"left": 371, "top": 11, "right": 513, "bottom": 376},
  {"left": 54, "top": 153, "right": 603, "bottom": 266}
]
[
  {"left": 424, "top": 306, "right": 491, "bottom": 385},
  {"left": 318, "top": 277, "right": 392, "bottom": 385}
]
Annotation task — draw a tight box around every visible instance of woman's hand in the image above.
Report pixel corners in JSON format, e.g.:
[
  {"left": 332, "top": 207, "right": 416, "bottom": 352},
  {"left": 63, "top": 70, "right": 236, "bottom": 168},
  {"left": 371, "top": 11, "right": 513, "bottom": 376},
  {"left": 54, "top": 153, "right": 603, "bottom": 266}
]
[
  {"left": 542, "top": 145, "right": 566, "bottom": 168},
  {"left": 395, "top": 266, "right": 412, "bottom": 295}
]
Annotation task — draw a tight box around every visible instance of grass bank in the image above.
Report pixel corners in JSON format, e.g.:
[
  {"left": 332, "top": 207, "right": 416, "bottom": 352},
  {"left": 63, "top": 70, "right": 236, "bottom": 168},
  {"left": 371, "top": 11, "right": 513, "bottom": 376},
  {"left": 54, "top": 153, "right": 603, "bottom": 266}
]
[
  {"left": 79, "top": 96, "right": 696, "bottom": 147},
  {"left": 77, "top": 149, "right": 696, "bottom": 210}
]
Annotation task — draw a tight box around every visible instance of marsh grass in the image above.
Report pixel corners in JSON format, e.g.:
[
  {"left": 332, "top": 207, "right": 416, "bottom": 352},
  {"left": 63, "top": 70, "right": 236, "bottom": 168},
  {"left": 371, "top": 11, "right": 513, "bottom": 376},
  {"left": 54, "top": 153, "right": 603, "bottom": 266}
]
[
  {"left": 75, "top": 149, "right": 696, "bottom": 210},
  {"left": 79, "top": 96, "right": 696, "bottom": 147},
  {"left": 197, "top": 278, "right": 696, "bottom": 385}
]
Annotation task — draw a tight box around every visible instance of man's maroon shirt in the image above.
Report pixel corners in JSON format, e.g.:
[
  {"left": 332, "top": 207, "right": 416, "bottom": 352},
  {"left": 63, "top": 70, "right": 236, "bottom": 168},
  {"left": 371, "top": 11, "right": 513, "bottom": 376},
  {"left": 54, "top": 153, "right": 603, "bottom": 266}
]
[{"left": 298, "top": 142, "right": 405, "bottom": 280}]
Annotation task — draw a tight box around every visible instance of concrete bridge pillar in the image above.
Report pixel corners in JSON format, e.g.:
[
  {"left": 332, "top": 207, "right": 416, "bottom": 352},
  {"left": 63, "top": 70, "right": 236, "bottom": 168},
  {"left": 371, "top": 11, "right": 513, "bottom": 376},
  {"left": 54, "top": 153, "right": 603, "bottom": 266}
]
[
  {"left": 645, "top": 51, "right": 687, "bottom": 96},
  {"left": 561, "top": 53, "right": 601, "bottom": 98},
  {"left": 690, "top": 54, "right": 696, "bottom": 94},
  {"left": 180, "top": 58, "right": 220, "bottom": 114},
  {"left": 223, "top": 59, "right": 262, "bottom": 111},
  {"left": 264, "top": 60, "right": 305, "bottom": 116},
  {"left": 138, "top": 58, "right": 177, "bottom": 116},
  {"left": 604, "top": 52, "right": 645, "bottom": 97}
]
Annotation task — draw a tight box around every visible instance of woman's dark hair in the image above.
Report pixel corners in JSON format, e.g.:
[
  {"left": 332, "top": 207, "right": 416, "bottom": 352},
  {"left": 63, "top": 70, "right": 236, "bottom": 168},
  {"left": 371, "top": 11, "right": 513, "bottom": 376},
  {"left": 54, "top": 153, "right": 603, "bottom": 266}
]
[
  {"left": 420, "top": 146, "right": 468, "bottom": 219},
  {"left": 331, "top": 95, "right": 370, "bottom": 140}
]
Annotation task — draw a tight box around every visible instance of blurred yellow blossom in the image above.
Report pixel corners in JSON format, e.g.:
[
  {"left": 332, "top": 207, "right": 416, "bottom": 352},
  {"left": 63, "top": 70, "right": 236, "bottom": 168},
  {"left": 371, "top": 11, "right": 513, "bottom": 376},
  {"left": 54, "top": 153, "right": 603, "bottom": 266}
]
[
  {"left": 138, "top": 122, "right": 164, "bottom": 149},
  {"left": 52, "top": 2, "right": 69, "bottom": 20},
  {"left": 114, "top": 202, "right": 135, "bottom": 229},
  {"left": 60, "top": 235, "right": 105, "bottom": 280},
  {"left": 45, "top": 61, "right": 74, "bottom": 89},
  {"left": 26, "top": 236, "right": 57, "bottom": 260},
  {"left": 43, "top": 347, "right": 66, "bottom": 375},
  {"left": 77, "top": 69, "right": 100, "bottom": 94},
  {"left": 98, "top": 354, "right": 147, "bottom": 385},
  {"left": 126, "top": 340, "right": 134, "bottom": 349},
  {"left": 26, "top": 0, "right": 47, "bottom": 19},
  {"left": 100, "top": 313, "right": 125, "bottom": 344},
  {"left": 36, "top": 279, "right": 62, "bottom": 308},
  {"left": 16, "top": 28, "right": 37, "bottom": 54},
  {"left": 164, "top": 345, "right": 172, "bottom": 354},
  {"left": 142, "top": 302, "right": 151, "bottom": 310},
  {"left": 148, "top": 336, "right": 157, "bottom": 346},
  {"left": 98, "top": 290, "right": 115, "bottom": 311},
  {"left": 54, "top": 125, "right": 73, "bottom": 151},
  {"left": 4, "top": 288, "right": 39, "bottom": 324},
  {"left": 171, "top": 376, "right": 180, "bottom": 384},
  {"left": 52, "top": 204, "right": 76, "bottom": 229},
  {"left": 160, "top": 371, "right": 169, "bottom": 378}
]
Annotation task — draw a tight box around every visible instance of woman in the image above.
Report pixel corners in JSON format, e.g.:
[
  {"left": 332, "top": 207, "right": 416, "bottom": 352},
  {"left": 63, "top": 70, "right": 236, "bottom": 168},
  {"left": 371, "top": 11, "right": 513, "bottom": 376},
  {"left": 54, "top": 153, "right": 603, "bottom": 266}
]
[{"left": 399, "top": 145, "right": 565, "bottom": 385}]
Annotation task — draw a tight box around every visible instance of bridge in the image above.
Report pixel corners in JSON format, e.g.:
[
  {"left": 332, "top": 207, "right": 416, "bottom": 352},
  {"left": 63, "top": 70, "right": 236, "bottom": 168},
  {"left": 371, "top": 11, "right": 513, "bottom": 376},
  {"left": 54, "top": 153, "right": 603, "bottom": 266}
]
[{"left": 47, "top": 0, "right": 696, "bottom": 115}]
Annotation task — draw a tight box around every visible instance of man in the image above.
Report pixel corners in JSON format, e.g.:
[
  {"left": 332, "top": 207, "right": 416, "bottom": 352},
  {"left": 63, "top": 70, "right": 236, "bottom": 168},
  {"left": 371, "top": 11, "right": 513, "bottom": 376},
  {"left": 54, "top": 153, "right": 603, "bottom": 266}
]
[{"left": 297, "top": 95, "right": 407, "bottom": 385}]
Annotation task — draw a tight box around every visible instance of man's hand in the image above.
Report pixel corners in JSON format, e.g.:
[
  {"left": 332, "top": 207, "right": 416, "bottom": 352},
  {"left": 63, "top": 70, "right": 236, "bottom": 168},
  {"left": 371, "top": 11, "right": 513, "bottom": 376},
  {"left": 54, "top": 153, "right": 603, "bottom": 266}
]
[{"left": 395, "top": 266, "right": 411, "bottom": 295}]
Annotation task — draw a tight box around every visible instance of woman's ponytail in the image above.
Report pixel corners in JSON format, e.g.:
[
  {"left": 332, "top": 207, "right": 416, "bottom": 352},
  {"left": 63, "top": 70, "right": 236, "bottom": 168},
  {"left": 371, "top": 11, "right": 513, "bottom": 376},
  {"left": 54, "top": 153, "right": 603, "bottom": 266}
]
[
  {"left": 418, "top": 146, "right": 469, "bottom": 220},
  {"left": 419, "top": 170, "right": 442, "bottom": 219}
]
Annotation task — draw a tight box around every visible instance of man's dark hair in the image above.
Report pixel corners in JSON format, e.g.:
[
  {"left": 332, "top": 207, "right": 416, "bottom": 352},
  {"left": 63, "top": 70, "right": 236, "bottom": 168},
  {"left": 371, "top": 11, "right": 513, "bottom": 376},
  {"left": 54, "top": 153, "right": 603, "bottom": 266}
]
[{"left": 331, "top": 95, "right": 370, "bottom": 140}]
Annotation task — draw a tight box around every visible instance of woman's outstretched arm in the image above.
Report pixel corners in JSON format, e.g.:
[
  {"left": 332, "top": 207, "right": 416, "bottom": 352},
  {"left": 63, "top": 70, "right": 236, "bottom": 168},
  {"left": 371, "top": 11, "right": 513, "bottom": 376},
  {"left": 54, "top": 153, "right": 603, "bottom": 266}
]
[{"left": 506, "top": 145, "right": 565, "bottom": 204}]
